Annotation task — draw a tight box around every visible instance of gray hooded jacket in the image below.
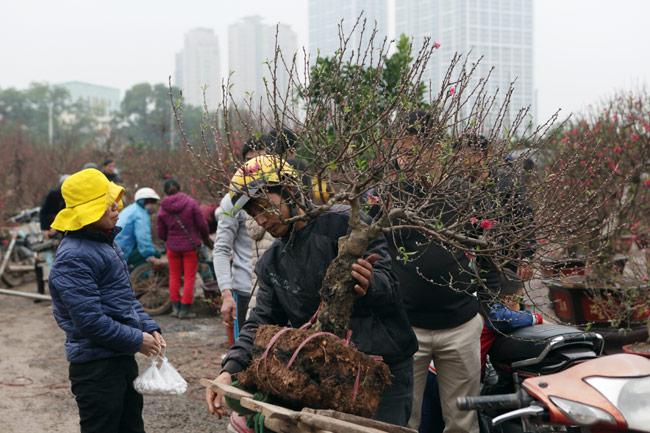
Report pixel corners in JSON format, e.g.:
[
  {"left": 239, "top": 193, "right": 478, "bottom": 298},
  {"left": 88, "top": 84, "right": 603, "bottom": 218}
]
[{"left": 213, "top": 195, "right": 252, "bottom": 295}]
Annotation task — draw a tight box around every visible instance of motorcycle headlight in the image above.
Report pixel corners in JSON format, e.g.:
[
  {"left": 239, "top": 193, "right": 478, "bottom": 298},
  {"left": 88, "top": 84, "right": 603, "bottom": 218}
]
[
  {"left": 549, "top": 396, "right": 616, "bottom": 426},
  {"left": 585, "top": 375, "right": 650, "bottom": 433}
]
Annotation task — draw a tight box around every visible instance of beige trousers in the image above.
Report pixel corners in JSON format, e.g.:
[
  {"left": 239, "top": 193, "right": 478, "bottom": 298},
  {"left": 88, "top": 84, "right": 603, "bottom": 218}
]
[{"left": 407, "top": 313, "right": 484, "bottom": 433}]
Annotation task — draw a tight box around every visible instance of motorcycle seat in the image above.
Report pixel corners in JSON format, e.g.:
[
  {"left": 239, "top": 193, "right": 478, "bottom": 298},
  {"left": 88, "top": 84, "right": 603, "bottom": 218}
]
[{"left": 489, "top": 323, "right": 600, "bottom": 367}]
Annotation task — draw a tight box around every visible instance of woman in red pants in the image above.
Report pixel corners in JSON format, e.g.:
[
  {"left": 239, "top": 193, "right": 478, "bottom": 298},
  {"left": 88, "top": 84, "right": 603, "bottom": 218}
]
[{"left": 157, "top": 178, "right": 213, "bottom": 318}]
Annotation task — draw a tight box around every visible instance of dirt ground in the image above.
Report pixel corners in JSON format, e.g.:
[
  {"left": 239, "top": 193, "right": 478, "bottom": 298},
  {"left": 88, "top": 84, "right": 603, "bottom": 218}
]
[
  {"left": 0, "top": 274, "right": 625, "bottom": 433},
  {"left": 0, "top": 280, "right": 231, "bottom": 433}
]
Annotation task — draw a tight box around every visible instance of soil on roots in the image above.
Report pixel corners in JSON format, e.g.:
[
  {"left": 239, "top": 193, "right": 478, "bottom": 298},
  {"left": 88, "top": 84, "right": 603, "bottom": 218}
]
[{"left": 238, "top": 324, "right": 391, "bottom": 418}]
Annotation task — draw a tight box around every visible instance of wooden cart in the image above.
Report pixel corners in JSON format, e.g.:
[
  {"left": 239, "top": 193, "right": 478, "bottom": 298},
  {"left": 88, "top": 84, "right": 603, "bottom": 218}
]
[{"left": 201, "top": 379, "right": 417, "bottom": 433}]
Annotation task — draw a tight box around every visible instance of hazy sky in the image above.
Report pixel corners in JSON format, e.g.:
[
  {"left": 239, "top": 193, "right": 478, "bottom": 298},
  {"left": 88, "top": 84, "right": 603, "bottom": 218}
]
[{"left": 2, "top": 0, "right": 649, "bottom": 122}]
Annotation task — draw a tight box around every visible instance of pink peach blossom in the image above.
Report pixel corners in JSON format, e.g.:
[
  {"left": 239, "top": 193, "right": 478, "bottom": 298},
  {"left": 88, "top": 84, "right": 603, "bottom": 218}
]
[{"left": 245, "top": 162, "right": 261, "bottom": 174}]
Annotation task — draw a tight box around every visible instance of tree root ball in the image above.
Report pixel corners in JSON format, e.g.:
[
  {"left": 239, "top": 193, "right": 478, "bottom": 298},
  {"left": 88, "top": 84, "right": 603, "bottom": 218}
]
[{"left": 238, "top": 325, "right": 392, "bottom": 418}]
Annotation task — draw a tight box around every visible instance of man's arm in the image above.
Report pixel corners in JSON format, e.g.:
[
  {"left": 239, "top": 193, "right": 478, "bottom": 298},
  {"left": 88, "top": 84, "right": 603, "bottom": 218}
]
[
  {"left": 352, "top": 232, "right": 401, "bottom": 308},
  {"left": 213, "top": 207, "right": 240, "bottom": 325},
  {"left": 192, "top": 201, "right": 212, "bottom": 246},
  {"left": 132, "top": 295, "right": 162, "bottom": 334},
  {"left": 206, "top": 269, "right": 288, "bottom": 420},
  {"left": 213, "top": 210, "right": 238, "bottom": 292},
  {"left": 134, "top": 210, "right": 157, "bottom": 258},
  {"left": 220, "top": 266, "right": 289, "bottom": 375},
  {"left": 485, "top": 304, "right": 542, "bottom": 333},
  {"left": 156, "top": 211, "right": 168, "bottom": 242}
]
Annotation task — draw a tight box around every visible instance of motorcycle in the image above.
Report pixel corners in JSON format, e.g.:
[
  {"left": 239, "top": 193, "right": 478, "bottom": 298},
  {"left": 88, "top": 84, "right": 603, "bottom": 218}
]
[
  {"left": 457, "top": 322, "right": 650, "bottom": 433},
  {"left": 458, "top": 352, "right": 650, "bottom": 433},
  {"left": 463, "top": 323, "right": 606, "bottom": 433},
  {"left": 0, "top": 207, "right": 56, "bottom": 288}
]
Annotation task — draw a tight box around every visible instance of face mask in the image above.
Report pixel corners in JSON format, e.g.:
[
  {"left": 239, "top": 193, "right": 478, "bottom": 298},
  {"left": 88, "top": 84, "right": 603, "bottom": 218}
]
[{"left": 144, "top": 204, "right": 157, "bottom": 214}]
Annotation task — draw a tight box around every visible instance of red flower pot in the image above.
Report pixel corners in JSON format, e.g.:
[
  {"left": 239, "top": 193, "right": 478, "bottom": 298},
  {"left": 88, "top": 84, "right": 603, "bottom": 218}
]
[{"left": 622, "top": 343, "right": 650, "bottom": 359}]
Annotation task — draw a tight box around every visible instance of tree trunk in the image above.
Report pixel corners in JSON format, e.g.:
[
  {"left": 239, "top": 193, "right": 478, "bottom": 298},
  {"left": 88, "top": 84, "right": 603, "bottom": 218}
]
[{"left": 313, "top": 223, "right": 373, "bottom": 337}]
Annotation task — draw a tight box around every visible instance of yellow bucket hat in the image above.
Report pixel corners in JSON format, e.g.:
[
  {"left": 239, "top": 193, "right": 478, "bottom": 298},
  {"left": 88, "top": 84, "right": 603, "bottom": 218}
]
[{"left": 51, "top": 168, "right": 125, "bottom": 232}]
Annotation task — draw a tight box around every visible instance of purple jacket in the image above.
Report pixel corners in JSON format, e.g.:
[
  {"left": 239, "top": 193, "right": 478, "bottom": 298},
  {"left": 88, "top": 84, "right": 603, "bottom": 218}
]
[{"left": 157, "top": 193, "right": 210, "bottom": 252}]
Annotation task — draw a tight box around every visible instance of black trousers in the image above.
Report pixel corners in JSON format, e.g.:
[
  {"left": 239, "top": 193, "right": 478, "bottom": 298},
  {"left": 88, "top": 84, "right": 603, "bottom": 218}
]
[
  {"left": 69, "top": 356, "right": 145, "bottom": 433},
  {"left": 373, "top": 358, "right": 414, "bottom": 426},
  {"left": 236, "top": 293, "right": 251, "bottom": 327},
  {"left": 35, "top": 262, "right": 45, "bottom": 294}
]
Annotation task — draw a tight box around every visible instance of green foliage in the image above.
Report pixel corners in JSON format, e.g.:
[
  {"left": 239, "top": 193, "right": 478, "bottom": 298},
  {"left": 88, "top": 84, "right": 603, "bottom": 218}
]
[
  {"left": 0, "top": 83, "right": 102, "bottom": 147},
  {"left": 0, "top": 80, "right": 226, "bottom": 219},
  {"left": 298, "top": 34, "right": 427, "bottom": 162},
  {"left": 383, "top": 35, "right": 427, "bottom": 102},
  {"left": 397, "top": 246, "right": 416, "bottom": 265},
  {"left": 118, "top": 83, "right": 203, "bottom": 149},
  {"left": 305, "top": 34, "right": 427, "bottom": 111}
]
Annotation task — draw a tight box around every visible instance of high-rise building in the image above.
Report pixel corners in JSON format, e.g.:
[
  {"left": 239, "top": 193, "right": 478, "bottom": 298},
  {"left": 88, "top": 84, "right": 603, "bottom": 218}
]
[
  {"left": 228, "top": 16, "right": 298, "bottom": 108},
  {"left": 57, "top": 81, "right": 120, "bottom": 116},
  {"left": 308, "top": 0, "right": 389, "bottom": 63},
  {"left": 274, "top": 23, "right": 299, "bottom": 105},
  {"left": 396, "top": 0, "right": 535, "bottom": 129},
  {"left": 174, "top": 52, "right": 183, "bottom": 89},
  {"left": 175, "top": 28, "right": 221, "bottom": 108}
]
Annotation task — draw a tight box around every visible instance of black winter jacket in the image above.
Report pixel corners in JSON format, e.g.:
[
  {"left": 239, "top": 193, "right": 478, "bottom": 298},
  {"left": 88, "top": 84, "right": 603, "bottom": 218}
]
[
  {"left": 221, "top": 207, "right": 418, "bottom": 375},
  {"left": 374, "top": 181, "right": 479, "bottom": 331},
  {"left": 386, "top": 225, "right": 479, "bottom": 330}
]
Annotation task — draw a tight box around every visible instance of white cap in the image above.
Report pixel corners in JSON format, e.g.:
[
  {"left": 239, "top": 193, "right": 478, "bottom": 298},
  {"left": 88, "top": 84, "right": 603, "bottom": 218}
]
[{"left": 134, "top": 187, "right": 161, "bottom": 202}]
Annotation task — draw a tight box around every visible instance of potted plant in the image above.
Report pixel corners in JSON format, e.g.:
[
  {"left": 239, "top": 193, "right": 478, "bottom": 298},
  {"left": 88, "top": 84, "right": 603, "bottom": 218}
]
[
  {"left": 540, "top": 91, "right": 650, "bottom": 353},
  {"left": 178, "top": 20, "right": 646, "bottom": 415}
]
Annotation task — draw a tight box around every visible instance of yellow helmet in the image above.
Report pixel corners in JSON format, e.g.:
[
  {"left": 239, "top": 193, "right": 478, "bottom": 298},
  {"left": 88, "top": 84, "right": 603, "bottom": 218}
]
[{"left": 229, "top": 155, "right": 299, "bottom": 214}]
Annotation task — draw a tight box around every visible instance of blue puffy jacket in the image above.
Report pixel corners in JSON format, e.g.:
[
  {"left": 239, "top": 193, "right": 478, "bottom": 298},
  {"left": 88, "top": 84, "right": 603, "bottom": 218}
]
[
  {"left": 49, "top": 227, "right": 161, "bottom": 363},
  {"left": 115, "top": 202, "right": 157, "bottom": 260},
  {"left": 485, "top": 303, "right": 535, "bottom": 333}
]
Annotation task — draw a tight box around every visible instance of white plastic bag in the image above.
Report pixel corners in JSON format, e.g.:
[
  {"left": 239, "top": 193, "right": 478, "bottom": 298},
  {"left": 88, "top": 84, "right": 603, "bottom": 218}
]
[
  {"left": 133, "top": 357, "right": 165, "bottom": 395},
  {"left": 133, "top": 349, "right": 187, "bottom": 395},
  {"left": 158, "top": 356, "right": 187, "bottom": 394}
]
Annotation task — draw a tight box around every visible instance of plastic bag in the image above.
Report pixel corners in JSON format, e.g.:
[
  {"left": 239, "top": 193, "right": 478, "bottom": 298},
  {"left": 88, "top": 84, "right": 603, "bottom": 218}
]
[
  {"left": 158, "top": 356, "right": 187, "bottom": 394},
  {"left": 133, "top": 349, "right": 187, "bottom": 395}
]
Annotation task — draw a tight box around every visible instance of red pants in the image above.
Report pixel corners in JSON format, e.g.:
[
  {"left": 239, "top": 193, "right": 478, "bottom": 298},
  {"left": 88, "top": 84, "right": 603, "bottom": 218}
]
[{"left": 167, "top": 249, "right": 198, "bottom": 305}]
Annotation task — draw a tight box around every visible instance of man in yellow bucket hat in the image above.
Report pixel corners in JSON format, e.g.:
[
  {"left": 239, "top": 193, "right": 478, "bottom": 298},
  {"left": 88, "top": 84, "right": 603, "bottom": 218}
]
[{"left": 48, "top": 168, "right": 166, "bottom": 433}]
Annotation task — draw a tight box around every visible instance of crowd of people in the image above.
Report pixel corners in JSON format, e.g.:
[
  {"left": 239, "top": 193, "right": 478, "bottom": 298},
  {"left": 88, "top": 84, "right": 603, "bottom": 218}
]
[{"left": 43, "top": 116, "right": 538, "bottom": 433}]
